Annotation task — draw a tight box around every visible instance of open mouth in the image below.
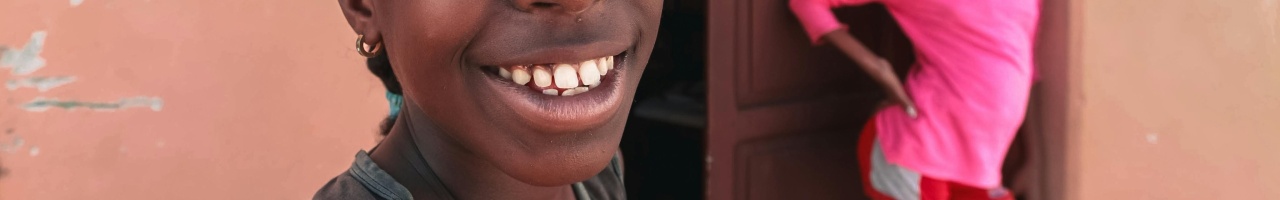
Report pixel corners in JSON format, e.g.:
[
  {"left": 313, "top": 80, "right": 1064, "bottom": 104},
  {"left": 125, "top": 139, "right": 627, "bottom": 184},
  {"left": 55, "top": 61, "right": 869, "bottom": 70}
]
[
  {"left": 482, "top": 53, "right": 625, "bottom": 96},
  {"left": 475, "top": 51, "right": 630, "bottom": 134}
]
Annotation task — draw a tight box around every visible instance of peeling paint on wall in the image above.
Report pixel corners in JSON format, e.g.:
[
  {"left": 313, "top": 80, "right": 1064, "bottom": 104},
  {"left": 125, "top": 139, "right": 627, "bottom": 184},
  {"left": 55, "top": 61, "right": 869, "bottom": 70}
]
[
  {"left": 0, "top": 129, "right": 37, "bottom": 159},
  {"left": 70, "top": 0, "right": 84, "bottom": 7},
  {"left": 2, "top": 30, "right": 167, "bottom": 112},
  {"left": 0, "top": 31, "right": 48, "bottom": 75},
  {"left": 0, "top": 136, "right": 25, "bottom": 153},
  {"left": 6, "top": 76, "right": 75, "bottom": 92},
  {"left": 22, "top": 96, "right": 163, "bottom": 112}
]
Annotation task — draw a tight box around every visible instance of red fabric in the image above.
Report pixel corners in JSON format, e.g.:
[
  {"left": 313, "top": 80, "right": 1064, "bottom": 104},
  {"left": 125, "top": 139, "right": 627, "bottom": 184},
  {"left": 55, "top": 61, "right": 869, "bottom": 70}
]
[
  {"left": 859, "top": 117, "right": 1015, "bottom": 200},
  {"left": 858, "top": 117, "right": 894, "bottom": 200},
  {"left": 919, "top": 176, "right": 1015, "bottom": 200}
]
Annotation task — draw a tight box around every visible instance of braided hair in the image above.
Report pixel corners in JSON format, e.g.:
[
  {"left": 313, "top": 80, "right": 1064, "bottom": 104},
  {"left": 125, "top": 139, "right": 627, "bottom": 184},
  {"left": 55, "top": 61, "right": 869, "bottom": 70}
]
[{"left": 367, "top": 51, "right": 401, "bottom": 136}]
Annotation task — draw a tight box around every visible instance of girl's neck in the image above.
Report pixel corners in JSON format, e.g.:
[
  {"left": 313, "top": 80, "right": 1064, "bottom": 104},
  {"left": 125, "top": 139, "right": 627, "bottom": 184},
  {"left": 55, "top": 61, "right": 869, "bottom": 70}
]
[{"left": 368, "top": 102, "right": 575, "bottom": 200}]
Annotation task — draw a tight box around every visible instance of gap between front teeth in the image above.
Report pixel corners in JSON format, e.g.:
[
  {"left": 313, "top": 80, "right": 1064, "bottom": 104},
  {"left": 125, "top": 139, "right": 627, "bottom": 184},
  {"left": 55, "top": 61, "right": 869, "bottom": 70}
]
[{"left": 498, "top": 56, "right": 614, "bottom": 96}]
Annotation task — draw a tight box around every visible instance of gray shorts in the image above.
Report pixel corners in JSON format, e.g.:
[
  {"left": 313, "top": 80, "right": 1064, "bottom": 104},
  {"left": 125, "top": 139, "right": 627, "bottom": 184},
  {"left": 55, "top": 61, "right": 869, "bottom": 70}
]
[{"left": 867, "top": 141, "right": 1011, "bottom": 200}]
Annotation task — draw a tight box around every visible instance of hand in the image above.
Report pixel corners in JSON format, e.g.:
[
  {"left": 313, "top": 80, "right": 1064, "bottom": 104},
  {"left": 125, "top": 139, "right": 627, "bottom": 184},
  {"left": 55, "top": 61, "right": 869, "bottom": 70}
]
[
  {"left": 867, "top": 59, "right": 918, "bottom": 119},
  {"left": 822, "top": 31, "right": 917, "bottom": 119},
  {"left": 891, "top": 91, "right": 918, "bottom": 119}
]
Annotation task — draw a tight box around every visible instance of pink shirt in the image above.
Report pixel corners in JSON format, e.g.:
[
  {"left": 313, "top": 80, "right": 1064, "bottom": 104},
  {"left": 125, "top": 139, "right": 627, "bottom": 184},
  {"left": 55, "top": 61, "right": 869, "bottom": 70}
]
[{"left": 790, "top": 0, "right": 1039, "bottom": 188}]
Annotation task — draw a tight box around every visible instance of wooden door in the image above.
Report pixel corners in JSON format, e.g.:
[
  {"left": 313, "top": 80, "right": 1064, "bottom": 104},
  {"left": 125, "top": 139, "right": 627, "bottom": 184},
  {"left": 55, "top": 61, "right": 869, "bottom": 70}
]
[{"left": 705, "top": 1, "right": 916, "bottom": 199}]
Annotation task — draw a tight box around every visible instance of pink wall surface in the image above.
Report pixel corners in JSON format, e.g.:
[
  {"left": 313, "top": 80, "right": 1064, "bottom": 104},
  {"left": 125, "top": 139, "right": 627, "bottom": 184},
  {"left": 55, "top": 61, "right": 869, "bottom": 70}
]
[
  {"left": 1066, "top": 0, "right": 1280, "bottom": 199},
  {"left": 4, "top": 0, "right": 1279, "bottom": 199},
  {"left": 0, "top": 0, "right": 385, "bottom": 199}
]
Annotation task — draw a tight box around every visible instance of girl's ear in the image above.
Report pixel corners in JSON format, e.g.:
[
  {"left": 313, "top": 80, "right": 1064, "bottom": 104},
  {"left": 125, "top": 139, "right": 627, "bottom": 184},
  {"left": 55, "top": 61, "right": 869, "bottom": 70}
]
[{"left": 339, "top": 0, "right": 382, "bottom": 45}]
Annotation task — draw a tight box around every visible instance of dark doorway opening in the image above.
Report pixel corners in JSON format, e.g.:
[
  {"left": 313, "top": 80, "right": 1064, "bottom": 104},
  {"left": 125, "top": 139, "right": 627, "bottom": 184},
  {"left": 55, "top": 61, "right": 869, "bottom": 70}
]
[{"left": 618, "top": 0, "right": 708, "bottom": 199}]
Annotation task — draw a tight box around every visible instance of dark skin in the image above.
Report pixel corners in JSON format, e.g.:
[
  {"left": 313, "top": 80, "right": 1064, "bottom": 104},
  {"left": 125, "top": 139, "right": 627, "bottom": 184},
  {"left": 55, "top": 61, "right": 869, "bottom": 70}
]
[
  {"left": 823, "top": 30, "right": 917, "bottom": 118},
  {"left": 337, "top": 0, "right": 662, "bottom": 199}
]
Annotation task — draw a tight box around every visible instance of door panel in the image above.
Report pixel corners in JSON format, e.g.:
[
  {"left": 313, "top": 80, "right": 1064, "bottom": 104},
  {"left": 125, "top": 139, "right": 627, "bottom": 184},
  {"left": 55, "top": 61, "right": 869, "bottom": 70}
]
[
  {"left": 735, "top": 129, "right": 860, "bottom": 200},
  {"left": 733, "top": 94, "right": 874, "bottom": 144},
  {"left": 707, "top": 0, "right": 914, "bottom": 199},
  {"left": 737, "top": 2, "right": 906, "bottom": 107}
]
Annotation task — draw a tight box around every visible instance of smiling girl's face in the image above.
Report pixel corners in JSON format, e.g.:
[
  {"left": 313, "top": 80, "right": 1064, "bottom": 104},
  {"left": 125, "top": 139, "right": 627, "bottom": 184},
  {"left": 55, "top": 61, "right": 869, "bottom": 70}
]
[{"left": 341, "top": 0, "right": 662, "bottom": 186}]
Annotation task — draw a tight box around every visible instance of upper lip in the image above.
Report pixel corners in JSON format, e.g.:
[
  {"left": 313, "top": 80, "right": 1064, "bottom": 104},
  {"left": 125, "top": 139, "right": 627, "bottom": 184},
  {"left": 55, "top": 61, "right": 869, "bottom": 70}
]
[
  {"left": 468, "top": 40, "right": 630, "bottom": 67},
  {"left": 462, "top": 10, "right": 638, "bottom": 68}
]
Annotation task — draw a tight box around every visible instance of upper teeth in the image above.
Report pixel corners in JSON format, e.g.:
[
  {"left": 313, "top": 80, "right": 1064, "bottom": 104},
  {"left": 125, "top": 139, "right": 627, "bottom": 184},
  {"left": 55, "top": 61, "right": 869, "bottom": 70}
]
[{"left": 500, "top": 56, "right": 614, "bottom": 96}]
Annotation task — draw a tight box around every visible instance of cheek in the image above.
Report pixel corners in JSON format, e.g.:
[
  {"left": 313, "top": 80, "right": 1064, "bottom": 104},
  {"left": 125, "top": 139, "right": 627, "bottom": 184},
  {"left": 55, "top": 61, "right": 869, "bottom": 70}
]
[
  {"left": 379, "top": 0, "right": 491, "bottom": 102},
  {"left": 632, "top": 0, "right": 663, "bottom": 23},
  {"left": 378, "top": 0, "right": 489, "bottom": 63}
]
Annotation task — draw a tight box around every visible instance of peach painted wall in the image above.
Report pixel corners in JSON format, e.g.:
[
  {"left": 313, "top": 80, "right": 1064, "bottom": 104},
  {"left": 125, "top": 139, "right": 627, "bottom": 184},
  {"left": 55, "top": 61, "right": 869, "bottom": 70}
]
[
  {"left": 4, "top": 0, "right": 1279, "bottom": 199},
  {"left": 0, "top": 0, "right": 384, "bottom": 199},
  {"left": 1066, "top": 0, "right": 1280, "bottom": 199}
]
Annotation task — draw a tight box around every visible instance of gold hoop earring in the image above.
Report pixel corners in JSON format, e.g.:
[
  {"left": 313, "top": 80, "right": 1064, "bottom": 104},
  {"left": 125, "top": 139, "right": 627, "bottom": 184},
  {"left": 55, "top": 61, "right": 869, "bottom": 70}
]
[{"left": 357, "top": 34, "right": 383, "bottom": 57}]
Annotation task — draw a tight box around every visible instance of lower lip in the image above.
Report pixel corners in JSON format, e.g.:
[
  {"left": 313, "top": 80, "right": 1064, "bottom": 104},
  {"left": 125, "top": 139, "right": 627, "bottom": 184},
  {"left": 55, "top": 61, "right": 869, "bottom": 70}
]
[{"left": 478, "top": 54, "right": 627, "bottom": 134}]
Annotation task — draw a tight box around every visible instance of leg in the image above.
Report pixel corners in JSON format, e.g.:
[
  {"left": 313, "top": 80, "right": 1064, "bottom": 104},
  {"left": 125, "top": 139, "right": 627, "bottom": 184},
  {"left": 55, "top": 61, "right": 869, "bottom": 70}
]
[
  {"left": 858, "top": 117, "right": 895, "bottom": 200},
  {"left": 861, "top": 116, "right": 930, "bottom": 200}
]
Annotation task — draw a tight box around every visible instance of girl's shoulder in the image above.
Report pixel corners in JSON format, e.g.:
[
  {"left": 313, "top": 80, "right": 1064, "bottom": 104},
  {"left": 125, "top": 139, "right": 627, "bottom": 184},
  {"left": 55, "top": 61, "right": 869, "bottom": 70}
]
[
  {"left": 314, "top": 171, "right": 387, "bottom": 200},
  {"left": 314, "top": 150, "right": 411, "bottom": 200}
]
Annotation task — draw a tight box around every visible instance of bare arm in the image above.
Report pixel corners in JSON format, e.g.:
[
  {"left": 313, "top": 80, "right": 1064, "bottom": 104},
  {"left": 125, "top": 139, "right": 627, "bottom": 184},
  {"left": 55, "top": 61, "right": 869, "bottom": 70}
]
[{"left": 822, "top": 30, "right": 917, "bottom": 118}]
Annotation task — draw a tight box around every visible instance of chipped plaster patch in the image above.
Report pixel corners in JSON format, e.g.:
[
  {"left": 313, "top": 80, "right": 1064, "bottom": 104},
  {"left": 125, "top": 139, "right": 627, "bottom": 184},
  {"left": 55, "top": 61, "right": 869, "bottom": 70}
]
[
  {"left": 0, "top": 136, "right": 24, "bottom": 153},
  {"left": 22, "top": 96, "right": 163, "bottom": 112},
  {"left": 0, "top": 31, "right": 48, "bottom": 75},
  {"left": 6, "top": 76, "right": 76, "bottom": 92},
  {"left": 70, "top": 0, "right": 84, "bottom": 7},
  {"left": 0, "top": 132, "right": 34, "bottom": 158}
]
